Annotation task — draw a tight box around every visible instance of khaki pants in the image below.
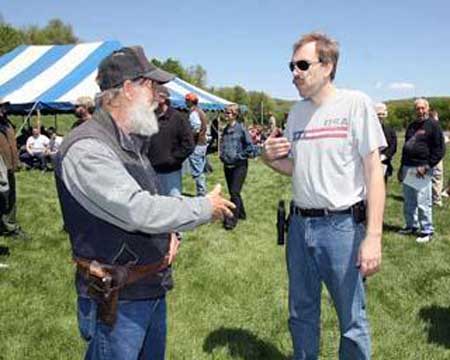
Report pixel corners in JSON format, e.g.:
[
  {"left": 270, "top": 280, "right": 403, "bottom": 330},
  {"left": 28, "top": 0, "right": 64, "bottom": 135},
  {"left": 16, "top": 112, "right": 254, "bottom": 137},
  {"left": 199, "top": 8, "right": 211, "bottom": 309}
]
[{"left": 432, "top": 161, "right": 444, "bottom": 204}]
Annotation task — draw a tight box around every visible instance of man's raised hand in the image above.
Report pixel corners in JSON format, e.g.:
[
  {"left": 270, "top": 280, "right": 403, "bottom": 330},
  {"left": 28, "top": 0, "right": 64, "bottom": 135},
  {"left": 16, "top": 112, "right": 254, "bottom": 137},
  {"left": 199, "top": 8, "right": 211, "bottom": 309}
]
[{"left": 262, "top": 128, "right": 291, "bottom": 162}]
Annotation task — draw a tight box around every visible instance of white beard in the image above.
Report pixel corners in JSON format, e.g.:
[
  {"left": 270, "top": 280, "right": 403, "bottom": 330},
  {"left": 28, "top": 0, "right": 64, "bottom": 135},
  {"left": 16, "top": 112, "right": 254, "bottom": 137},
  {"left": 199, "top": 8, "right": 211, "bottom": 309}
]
[{"left": 128, "top": 96, "right": 159, "bottom": 137}]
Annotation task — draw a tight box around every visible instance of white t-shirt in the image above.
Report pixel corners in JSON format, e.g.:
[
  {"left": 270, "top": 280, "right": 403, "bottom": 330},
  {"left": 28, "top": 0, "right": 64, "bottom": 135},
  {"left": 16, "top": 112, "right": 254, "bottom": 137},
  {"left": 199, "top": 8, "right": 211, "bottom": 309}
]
[
  {"left": 189, "top": 110, "right": 201, "bottom": 133},
  {"left": 26, "top": 134, "right": 50, "bottom": 153},
  {"left": 49, "top": 135, "right": 63, "bottom": 152},
  {"left": 285, "top": 89, "right": 387, "bottom": 210}
]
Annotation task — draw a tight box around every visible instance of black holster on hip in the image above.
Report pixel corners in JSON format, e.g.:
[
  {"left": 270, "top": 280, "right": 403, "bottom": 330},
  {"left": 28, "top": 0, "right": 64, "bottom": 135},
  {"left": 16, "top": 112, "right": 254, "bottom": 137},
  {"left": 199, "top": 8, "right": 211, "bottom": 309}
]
[
  {"left": 352, "top": 201, "right": 367, "bottom": 224},
  {"left": 85, "top": 262, "right": 129, "bottom": 327},
  {"left": 76, "top": 257, "right": 168, "bottom": 327},
  {"left": 277, "top": 200, "right": 294, "bottom": 246}
]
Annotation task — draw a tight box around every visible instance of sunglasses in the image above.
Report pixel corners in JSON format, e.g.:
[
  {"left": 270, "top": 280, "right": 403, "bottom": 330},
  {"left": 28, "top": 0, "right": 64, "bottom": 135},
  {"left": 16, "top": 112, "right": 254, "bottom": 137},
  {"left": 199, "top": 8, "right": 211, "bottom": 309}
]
[{"left": 288, "top": 60, "right": 321, "bottom": 72}]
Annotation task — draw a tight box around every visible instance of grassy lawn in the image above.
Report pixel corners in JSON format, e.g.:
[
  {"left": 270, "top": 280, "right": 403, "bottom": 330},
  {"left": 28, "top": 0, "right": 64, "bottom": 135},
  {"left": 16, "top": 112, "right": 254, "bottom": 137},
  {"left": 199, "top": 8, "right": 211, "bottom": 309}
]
[{"left": 1, "top": 134, "right": 450, "bottom": 359}]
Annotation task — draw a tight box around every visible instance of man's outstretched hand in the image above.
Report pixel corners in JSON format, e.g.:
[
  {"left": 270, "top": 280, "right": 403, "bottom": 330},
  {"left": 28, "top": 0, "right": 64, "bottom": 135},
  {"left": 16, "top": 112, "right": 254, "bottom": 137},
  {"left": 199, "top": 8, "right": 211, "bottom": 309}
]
[{"left": 206, "top": 184, "right": 236, "bottom": 221}]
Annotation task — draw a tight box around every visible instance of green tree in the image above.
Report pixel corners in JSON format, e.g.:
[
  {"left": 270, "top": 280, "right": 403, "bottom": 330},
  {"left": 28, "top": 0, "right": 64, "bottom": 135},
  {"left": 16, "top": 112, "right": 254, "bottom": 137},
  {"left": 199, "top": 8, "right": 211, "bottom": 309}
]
[
  {"left": 187, "top": 65, "right": 207, "bottom": 88},
  {"left": 22, "top": 19, "right": 78, "bottom": 45},
  {"left": 209, "top": 86, "right": 249, "bottom": 106},
  {"left": 151, "top": 58, "right": 189, "bottom": 81},
  {"left": 429, "top": 98, "right": 450, "bottom": 130},
  {"left": 232, "top": 86, "right": 249, "bottom": 105},
  {"left": 211, "top": 87, "right": 236, "bottom": 103},
  {"left": 0, "top": 23, "right": 24, "bottom": 56},
  {"left": 247, "top": 91, "right": 276, "bottom": 124},
  {"left": 22, "top": 25, "right": 46, "bottom": 44}
]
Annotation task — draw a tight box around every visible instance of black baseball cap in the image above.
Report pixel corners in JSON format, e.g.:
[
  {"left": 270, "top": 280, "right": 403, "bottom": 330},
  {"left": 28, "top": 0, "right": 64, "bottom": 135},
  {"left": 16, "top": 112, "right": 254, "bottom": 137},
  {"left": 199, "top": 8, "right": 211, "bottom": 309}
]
[{"left": 97, "top": 46, "right": 175, "bottom": 91}]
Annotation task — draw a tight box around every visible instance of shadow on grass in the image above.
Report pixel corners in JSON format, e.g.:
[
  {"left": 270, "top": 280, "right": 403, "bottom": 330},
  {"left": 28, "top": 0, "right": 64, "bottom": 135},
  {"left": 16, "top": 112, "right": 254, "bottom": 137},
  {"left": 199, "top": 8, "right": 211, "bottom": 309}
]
[
  {"left": 203, "top": 327, "right": 289, "bottom": 360},
  {"left": 383, "top": 223, "right": 403, "bottom": 233},
  {"left": 419, "top": 305, "right": 450, "bottom": 348},
  {"left": 387, "top": 193, "right": 404, "bottom": 202}
]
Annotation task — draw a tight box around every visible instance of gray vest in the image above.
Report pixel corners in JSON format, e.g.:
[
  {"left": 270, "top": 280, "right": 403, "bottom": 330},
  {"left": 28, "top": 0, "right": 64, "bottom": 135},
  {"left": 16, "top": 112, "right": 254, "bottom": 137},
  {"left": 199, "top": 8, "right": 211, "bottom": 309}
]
[{"left": 55, "top": 109, "right": 172, "bottom": 300}]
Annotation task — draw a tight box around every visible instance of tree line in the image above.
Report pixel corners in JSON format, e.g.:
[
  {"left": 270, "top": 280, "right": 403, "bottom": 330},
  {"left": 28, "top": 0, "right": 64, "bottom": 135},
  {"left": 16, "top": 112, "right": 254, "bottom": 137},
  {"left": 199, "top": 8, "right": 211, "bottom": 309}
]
[
  {"left": 1, "top": 16, "right": 448, "bottom": 128},
  {"left": 386, "top": 97, "right": 450, "bottom": 131},
  {"left": 0, "top": 17, "right": 77, "bottom": 55},
  {"left": 152, "top": 60, "right": 290, "bottom": 124}
]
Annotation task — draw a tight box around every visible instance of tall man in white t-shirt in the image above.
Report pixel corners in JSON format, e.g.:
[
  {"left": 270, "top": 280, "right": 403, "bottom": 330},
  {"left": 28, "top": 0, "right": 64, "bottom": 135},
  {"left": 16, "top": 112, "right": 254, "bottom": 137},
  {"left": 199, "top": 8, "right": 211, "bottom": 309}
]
[{"left": 262, "top": 32, "right": 386, "bottom": 360}]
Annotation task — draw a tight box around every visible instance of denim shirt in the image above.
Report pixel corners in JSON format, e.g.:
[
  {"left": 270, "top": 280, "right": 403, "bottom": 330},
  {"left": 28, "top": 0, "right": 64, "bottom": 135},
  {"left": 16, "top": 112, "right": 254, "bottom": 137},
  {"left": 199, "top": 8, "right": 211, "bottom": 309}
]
[{"left": 220, "top": 122, "right": 259, "bottom": 165}]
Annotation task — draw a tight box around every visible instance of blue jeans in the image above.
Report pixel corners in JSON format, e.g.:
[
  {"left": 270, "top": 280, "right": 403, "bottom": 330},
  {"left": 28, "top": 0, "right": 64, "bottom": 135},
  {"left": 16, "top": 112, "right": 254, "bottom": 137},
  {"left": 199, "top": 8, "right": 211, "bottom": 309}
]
[
  {"left": 77, "top": 296, "right": 167, "bottom": 360},
  {"left": 157, "top": 170, "right": 182, "bottom": 196},
  {"left": 188, "top": 145, "right": 207, "bottom": 196},
  {"left": 19, "top": 151, "right": 47, "bottom": 169},
  {"left": 402, "top": 167, "right": 433, "bottom": 234},
  {"left": 287, "top": 213, "right": 371, "bottom": 360}
]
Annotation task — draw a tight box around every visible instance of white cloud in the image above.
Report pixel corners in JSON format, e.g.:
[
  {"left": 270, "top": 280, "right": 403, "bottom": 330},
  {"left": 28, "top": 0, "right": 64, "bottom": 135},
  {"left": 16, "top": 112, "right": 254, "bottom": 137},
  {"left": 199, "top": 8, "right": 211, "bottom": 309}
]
[
  {"left": 388, "top": 82, "right": 416, "bottom": 90},
  {"left": 374, "top": 81, "right": 383, "bottom": 89}
]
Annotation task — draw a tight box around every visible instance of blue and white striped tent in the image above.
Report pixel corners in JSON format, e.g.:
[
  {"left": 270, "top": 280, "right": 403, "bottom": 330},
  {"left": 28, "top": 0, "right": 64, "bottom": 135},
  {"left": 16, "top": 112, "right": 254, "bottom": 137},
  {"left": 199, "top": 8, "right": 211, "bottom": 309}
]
[{"left": 0, "top": 41, "right": 233, "bottom": 114}]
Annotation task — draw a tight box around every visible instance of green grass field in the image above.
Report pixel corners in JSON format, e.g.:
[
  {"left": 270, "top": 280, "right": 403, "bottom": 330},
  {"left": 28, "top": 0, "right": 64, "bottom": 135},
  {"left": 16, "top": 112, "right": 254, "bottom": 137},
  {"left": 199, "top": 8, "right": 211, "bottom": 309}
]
[{"left": 1, "top": 139, "right": 450, "bottom": 359}]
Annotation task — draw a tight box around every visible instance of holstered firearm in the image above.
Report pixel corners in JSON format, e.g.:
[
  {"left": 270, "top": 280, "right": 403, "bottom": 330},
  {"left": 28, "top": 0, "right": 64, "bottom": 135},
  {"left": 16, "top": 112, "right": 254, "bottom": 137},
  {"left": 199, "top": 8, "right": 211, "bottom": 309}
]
[
  {"left": 76, "top": 257, "right": 169, "bottom": 327},
  {"left": 84, "top": 261, "right": 128, "bottom": 327},
  {"left": 352, "top": 201, "right": 367, "bottom": 224},
  {"left": 277, "top": 200, "right": 294, "bottom": 246},
  {"left": 277, "top": 200, "right": 287, "bottom": 245}
]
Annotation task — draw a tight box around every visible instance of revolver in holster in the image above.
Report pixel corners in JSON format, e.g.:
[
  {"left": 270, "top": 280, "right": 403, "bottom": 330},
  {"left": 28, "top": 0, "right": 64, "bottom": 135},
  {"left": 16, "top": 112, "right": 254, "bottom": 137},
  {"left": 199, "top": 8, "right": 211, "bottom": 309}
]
[
  {"left": 85, "top": 261, "right": 129, "bottom": 327},
  {"left": 76, "top": 257, "right": 169, "bottom": 328}
]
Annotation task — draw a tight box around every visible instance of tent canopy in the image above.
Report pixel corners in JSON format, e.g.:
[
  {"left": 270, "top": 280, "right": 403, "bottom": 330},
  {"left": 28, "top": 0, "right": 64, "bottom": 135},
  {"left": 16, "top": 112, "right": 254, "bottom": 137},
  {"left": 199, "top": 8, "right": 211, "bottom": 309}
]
[{"left": 0, "top": 41, "right": 233, "bottom": 114}]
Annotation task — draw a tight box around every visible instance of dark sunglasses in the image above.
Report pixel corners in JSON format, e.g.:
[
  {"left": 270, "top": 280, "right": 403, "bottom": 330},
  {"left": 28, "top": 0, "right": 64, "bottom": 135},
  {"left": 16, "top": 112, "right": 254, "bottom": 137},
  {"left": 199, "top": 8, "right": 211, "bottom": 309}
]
[{"left": 289, "top": 60, "right": 321, "bottom": 72}]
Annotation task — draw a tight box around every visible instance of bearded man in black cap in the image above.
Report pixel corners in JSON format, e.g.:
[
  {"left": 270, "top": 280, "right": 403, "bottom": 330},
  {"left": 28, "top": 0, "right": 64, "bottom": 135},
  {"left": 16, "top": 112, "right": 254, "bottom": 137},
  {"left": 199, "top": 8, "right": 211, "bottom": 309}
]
[{"left": 54, "top": 46, "right": 234, "bottom": 360}]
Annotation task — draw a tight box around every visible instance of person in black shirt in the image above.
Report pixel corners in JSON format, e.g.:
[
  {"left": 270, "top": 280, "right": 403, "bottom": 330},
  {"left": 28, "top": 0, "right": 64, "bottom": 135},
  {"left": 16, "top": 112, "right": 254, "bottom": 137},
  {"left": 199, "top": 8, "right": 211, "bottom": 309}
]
[
  {"left": 398, "top": 98, "right": 445, "bottom": 243},
  {"left": 148, "top": 85, "right": 195, "bottom": 196},
  {"left": 375, "top": 103, "right": 397, "bottom": 184}
]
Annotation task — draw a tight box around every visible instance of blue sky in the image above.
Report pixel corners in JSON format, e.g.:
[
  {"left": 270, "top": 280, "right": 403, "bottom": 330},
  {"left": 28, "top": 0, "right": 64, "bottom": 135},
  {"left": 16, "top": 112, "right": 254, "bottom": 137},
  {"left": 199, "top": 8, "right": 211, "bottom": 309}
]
[{"left": 1, "top": 0, "right": 449, "bottom": 101}]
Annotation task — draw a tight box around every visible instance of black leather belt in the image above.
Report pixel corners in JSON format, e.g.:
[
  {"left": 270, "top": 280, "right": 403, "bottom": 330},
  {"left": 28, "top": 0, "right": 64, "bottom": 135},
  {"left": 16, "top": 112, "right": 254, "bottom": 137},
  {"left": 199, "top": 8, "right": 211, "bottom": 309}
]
[{"left": 294, "top": 201, "right": 363, "bottom": 218}]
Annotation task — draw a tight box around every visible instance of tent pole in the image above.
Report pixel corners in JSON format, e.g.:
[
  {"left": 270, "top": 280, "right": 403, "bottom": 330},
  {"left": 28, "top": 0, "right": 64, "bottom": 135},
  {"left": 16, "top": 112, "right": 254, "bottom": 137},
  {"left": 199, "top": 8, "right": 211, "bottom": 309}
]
[
  {"left": 15, "top": 101, "right": 39, "bottom": 139},
  {"left": 37, "top": 109, "right": 41, "bottom": 129},
  {"left": 217, "top": 113, "right": 221, "bottom": 158},
  {"left": 260, "top": 101, "right": 264, "bottom": 125}
]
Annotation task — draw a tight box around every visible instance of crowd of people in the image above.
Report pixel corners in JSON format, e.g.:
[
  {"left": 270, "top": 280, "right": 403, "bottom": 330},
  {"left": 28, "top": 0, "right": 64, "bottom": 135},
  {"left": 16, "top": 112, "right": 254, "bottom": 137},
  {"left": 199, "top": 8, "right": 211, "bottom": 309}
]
[
  {"left": 0, "top": 32, "right": 448, "bottom": 359},
  {"left": 0, "top": 95, "right": 96, "bottom": 261}
]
